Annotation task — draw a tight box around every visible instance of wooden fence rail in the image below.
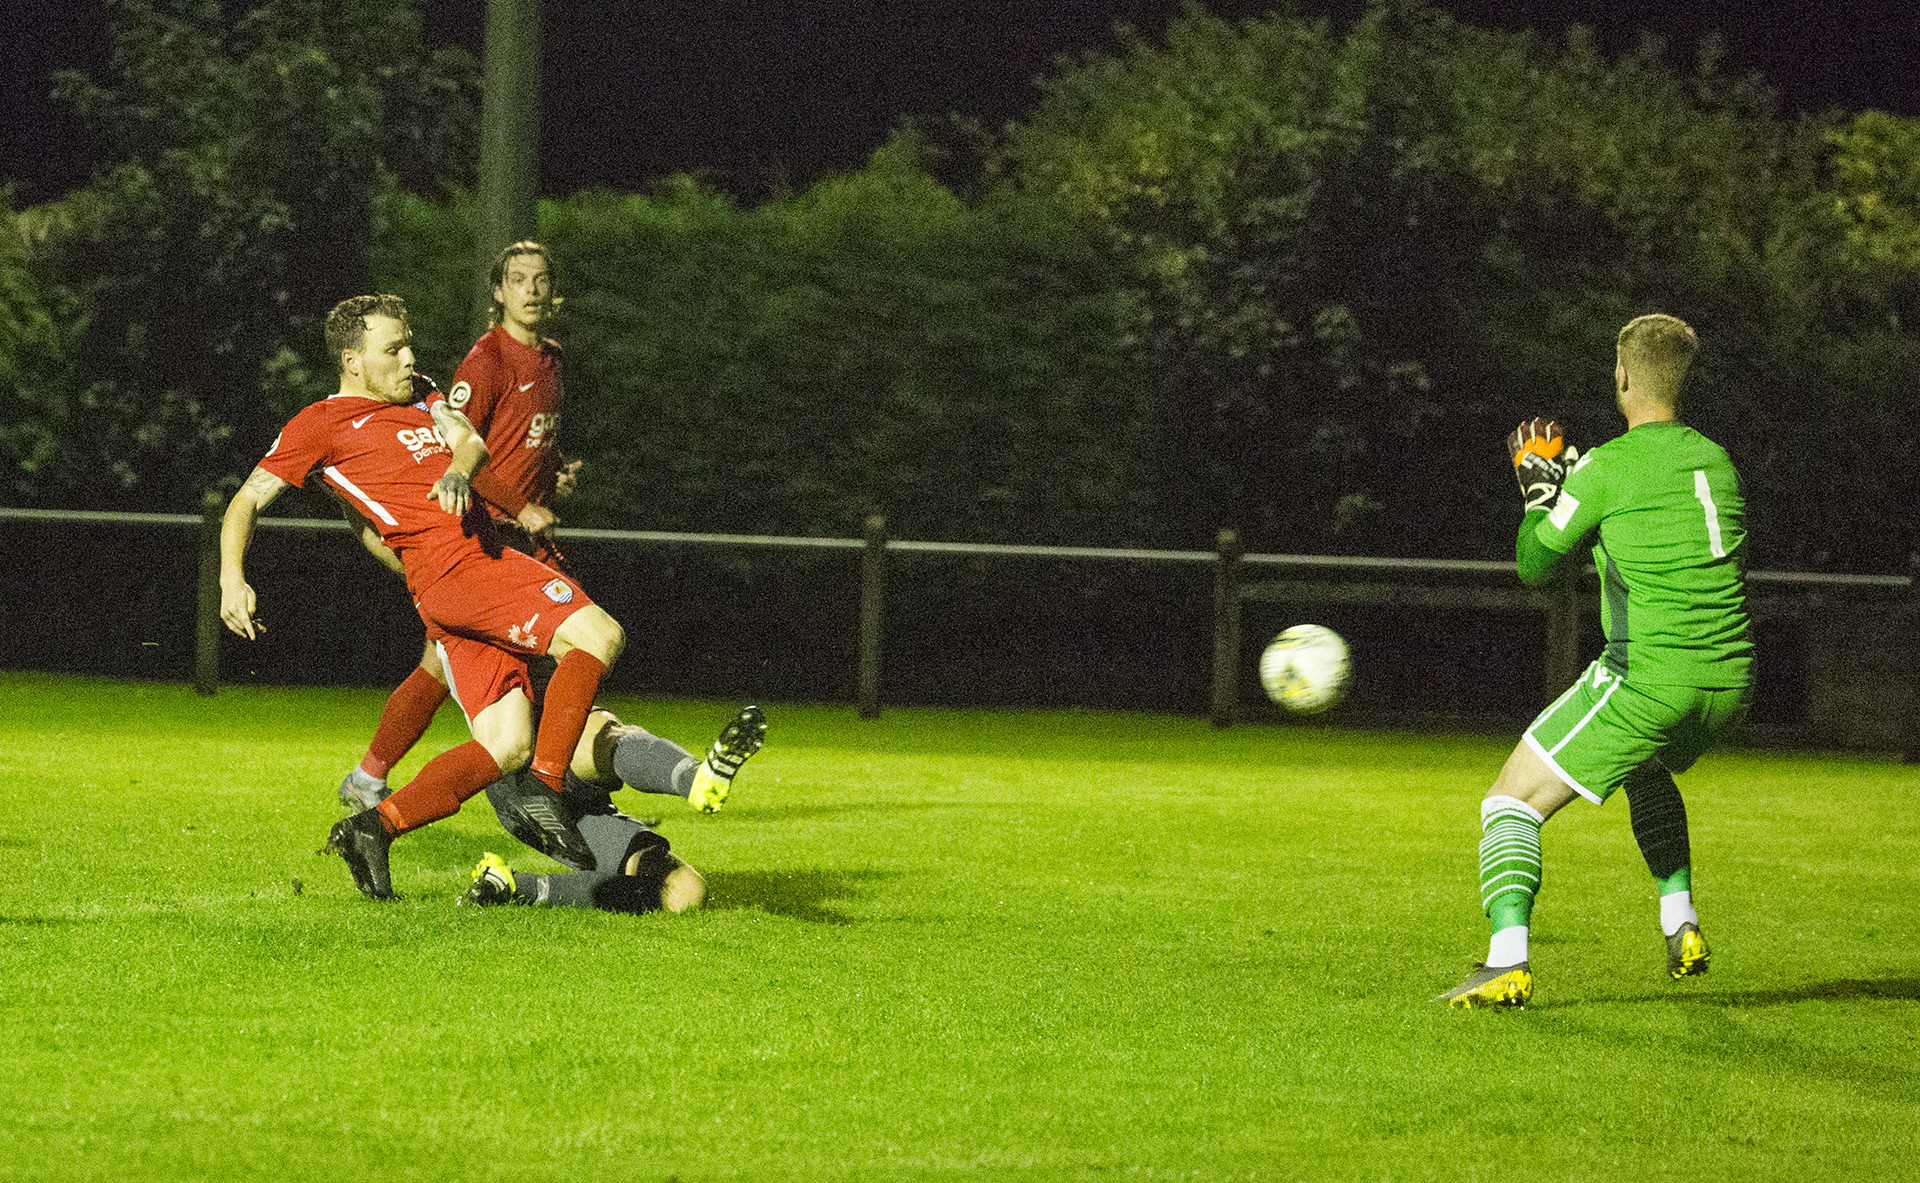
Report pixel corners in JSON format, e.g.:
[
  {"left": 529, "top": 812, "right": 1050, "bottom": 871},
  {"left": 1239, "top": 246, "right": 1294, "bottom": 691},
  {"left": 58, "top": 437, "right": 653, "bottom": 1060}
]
[{"left": 2, "top": 507, "right": 1913, "bottom": 758}]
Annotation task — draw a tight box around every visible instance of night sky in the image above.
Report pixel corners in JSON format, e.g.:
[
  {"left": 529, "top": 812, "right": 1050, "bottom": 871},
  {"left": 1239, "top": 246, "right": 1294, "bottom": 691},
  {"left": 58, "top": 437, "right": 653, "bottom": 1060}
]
[{"left": 4, "top": 0, "right": 1918, "bottom": 205}]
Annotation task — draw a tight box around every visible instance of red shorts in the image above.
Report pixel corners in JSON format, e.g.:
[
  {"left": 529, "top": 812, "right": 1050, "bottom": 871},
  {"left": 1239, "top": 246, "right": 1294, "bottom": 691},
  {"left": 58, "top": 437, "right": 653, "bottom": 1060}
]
[
  {"left": 413, "top": 549, "right": 592, "bottom": 712},
  {"left": 433, "top": 634, "right": 533, "bottom": 721}
]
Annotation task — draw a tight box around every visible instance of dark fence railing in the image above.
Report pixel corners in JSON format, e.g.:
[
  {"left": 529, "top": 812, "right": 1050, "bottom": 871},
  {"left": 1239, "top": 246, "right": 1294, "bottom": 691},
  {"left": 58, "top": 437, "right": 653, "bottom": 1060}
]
[{"left": 2, "top": 507, "right": 1913, "bottom": 757}]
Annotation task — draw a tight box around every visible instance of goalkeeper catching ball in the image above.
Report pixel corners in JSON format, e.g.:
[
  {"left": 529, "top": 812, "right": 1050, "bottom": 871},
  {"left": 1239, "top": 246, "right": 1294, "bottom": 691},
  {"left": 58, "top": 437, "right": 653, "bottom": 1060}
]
[{"left": 1438, "top": 313, "right": 1753, "bottom": 1009}]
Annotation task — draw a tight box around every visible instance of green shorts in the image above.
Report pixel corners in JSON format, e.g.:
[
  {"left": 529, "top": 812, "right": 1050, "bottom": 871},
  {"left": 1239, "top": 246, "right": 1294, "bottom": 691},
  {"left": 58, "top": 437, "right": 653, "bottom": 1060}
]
[{"left": 1523, "top": 660, "right": 1749, "bottom": 803}]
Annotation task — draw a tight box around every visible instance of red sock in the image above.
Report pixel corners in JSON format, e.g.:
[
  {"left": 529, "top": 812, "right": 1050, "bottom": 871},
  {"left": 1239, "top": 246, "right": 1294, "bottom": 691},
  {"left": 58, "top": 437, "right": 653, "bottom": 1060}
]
[
  {"left": 375, "top": 741, "right": 501, "bottom": 835},
  {"left": 361, "top": 665, "right": 449, "bottom": 779},
  {"left": 530, "top": 650, "right": 608, "bottom": 791}
]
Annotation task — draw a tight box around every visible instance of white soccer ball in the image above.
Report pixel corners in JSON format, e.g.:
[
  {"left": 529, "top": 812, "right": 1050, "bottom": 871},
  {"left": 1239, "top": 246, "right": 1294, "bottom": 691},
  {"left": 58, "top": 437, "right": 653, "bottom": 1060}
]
[{"left": 1259, "top": 624, "right": 1351, "bottom": 715}]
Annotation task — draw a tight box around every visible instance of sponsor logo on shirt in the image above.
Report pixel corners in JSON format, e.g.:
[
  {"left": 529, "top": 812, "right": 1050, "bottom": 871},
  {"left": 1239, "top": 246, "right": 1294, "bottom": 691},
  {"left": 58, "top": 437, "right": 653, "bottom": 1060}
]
[
  {"left": 542, "top": 578, "right": 574, "bottom": 604},
  {"left": 396, "top": 426, "right": 450, "bottom": 463},
  {"left": 526, "top": 411, "right": 559, "bottom": 448},
  {"left": 448, "top": 381, "right": 472, "bottom": 409},
  {"left": 508, "top": 613, "right": 542, "bottom": 648}
]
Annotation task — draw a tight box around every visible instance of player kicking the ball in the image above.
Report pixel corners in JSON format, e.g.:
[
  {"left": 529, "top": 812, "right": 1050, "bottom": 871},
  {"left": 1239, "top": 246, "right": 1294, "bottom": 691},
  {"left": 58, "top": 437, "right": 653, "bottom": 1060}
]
[
  {"left": 1438, "top": 313, "right": 1752, "bottom": 1009},
  {"left": 329, "top": 244, "right": 755, "bottom": 826},
  {"left": 220, "top": 294, "right": 629, "bottom": 900}
]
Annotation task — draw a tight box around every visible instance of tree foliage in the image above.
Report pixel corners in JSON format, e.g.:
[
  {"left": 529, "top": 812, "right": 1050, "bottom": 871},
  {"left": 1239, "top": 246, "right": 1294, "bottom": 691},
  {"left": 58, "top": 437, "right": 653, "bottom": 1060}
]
[
  {"left": 491, "top": 136, "right": 1155, "bottom": 543},
  {"left": 7, "top": 0, "right": 1917, "bottom": 575},
  {"left": 998, "top": 0, "right": 1918, "bottom": 568},
  {"left": 1, "top": 0, "right": 475, "bottom": 507}
]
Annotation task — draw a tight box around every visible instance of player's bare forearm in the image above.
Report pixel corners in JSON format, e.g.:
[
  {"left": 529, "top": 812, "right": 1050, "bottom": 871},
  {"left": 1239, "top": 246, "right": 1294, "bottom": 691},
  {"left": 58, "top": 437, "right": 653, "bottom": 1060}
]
[
  {"left": 428, "top": 431, "right": 489, "bottom": 515},
  {"left": 219, "top": 468, "right": 286, "bottom": 639}
]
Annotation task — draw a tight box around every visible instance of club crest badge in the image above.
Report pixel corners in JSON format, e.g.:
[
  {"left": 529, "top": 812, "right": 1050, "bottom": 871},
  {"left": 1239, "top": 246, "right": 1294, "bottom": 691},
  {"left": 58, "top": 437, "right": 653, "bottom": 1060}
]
[{"left": 448, "top": 380, "right": 472, "bottom": 409}]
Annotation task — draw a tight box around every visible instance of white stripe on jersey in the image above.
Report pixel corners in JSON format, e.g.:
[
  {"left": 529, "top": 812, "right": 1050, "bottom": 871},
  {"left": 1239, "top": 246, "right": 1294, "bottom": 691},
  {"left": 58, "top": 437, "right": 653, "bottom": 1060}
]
[
  {"left": 1693, "top": 469, "right": 1726, "bottom": 558},
  {"left": 324, "top": 465, "right": 398, "bottom": 526}
]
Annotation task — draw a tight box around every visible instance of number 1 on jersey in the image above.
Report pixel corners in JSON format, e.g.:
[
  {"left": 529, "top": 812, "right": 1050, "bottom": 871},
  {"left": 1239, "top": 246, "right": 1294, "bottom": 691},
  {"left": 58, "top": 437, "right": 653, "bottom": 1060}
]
[{"left": 1693, "top": 469, "right": 1726, "bottom": 558}]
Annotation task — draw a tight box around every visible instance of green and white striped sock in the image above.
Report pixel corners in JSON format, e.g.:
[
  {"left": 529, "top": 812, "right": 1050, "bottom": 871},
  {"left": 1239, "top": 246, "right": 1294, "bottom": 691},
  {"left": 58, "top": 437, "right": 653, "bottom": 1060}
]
[{"left": 1479, "top": 795, "right": 1545, "bottom": 962}]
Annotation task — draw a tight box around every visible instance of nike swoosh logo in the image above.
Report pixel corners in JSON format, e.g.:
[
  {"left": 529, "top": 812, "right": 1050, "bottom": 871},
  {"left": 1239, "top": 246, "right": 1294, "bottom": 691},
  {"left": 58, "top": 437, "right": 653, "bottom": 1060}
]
[
  {"left": 351, "top": 414, "right": 375, "bottom": 429},
  {"left": 518, "top": 381, "right": 536, "bottom": 392}
]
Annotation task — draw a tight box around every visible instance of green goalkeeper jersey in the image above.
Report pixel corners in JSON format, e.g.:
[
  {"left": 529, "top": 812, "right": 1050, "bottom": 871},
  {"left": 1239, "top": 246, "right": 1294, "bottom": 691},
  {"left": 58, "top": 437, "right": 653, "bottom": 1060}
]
[{"left": 1525, "top": 420, "right": 1752, "bottom": 688}]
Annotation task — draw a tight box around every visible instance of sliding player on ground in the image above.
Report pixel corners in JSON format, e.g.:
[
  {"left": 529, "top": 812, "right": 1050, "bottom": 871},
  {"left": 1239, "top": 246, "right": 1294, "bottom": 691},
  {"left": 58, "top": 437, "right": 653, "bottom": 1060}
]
[
  {"left": 461, "top": 705, "right": 767, "bottom": 915},
  {"left": 1438, "top": 313, "right": 1752, "bottom": 1009}
]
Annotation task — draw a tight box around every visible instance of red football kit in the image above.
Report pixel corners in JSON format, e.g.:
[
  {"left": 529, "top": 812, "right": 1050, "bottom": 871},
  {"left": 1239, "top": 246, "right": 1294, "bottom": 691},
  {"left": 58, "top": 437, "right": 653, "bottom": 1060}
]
[
  {"left": 450, "top": 325, "right": 565, "bottom": 565},
  {"left": 255, "top": 390, "right": 590, "bottom": 714}
]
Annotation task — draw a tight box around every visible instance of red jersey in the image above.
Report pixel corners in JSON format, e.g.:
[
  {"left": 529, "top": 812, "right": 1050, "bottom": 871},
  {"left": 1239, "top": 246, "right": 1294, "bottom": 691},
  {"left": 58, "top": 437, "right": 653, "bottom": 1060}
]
[
  {"left": 256, "top": 388, "right": 483, "bottom": 597},
  {"left": 448, "top": 324, "right": 563, "bottom": 518}
]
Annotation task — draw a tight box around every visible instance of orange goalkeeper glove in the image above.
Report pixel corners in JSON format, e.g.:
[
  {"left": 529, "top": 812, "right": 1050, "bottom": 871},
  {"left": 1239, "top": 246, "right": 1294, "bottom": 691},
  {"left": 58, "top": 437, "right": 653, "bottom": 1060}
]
[{"left": 1507, "top": 418, "right": 1578, "bottom": 512}]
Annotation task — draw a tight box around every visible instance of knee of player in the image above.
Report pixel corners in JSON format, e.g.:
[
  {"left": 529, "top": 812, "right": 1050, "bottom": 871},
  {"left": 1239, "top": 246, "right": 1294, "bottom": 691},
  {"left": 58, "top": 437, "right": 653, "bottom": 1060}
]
[
  {"left": 559, "top": 605, "right": 625, "bottom": 665},
  {"left": 486, "top": 734, "right": 533, "bottom": 773},
  {"left": 582, "top": 717, "right": 642, "bottom": 779},
  {"left": 601, "top": 616, "right": 627, "bottom": 663},
  {"left": 478, "top": 712, "right": 533, "bottom": 771}
]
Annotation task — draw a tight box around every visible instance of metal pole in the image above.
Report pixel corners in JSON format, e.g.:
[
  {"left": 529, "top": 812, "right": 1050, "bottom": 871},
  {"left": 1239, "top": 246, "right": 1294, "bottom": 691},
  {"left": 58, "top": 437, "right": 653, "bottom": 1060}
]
[
  {"left": 1906, "top": 558, "right": 1919, "bottom": 764},
  {"left": 194, "top": 490, "right": 223, "bottom": 695},
  {"left": 473, "top": 0, "right": 542, "bottom": 339},
  {"left": 1210, "top": 528, "right": 1242, "bottom": 727},
  {"left": 859, "top": 515, "right": 887, "bottom": 719}
]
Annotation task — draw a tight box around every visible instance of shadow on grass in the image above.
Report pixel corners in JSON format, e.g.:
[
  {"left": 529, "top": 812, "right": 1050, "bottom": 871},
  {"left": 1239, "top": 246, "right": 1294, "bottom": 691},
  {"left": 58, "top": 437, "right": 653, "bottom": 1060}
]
[
  {"left": 735, "top": 801, "right": 986, "bottom": 824},
  {"left": 703, "top": 868, "right": 897, "bottom": 926},
  {"left": 1574, "top": 977, "right": 1920, "bottom": 1007}
]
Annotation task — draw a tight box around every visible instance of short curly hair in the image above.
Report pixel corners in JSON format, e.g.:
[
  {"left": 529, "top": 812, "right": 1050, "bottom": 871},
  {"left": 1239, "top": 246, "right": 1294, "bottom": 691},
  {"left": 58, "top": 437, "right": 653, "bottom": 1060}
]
[{"left": 324, "top": 294, "right": 410, "bottom": 367}]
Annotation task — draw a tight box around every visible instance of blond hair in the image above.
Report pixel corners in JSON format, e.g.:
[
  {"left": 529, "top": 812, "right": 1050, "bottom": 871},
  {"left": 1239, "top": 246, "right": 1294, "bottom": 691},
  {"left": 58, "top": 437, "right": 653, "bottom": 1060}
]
[{"left": 1616, "top": 313, "right": 1698, "bottom": 405}]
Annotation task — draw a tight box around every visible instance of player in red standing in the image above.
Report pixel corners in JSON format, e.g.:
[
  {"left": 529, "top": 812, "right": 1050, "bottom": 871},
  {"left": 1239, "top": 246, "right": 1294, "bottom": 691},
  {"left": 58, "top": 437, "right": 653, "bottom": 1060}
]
[
  {"left": 220, "top": 293, "right": 627, "bottom": 899},
  {"left": 333, "top": 243, "right": 760, "bottom": 835}
]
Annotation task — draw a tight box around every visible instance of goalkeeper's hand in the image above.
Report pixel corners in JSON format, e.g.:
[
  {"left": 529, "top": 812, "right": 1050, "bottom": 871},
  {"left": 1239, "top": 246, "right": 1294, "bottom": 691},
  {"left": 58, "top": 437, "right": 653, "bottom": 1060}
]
[{"left": 1507, "top": 418, "right": 1578, "bottom": 511}]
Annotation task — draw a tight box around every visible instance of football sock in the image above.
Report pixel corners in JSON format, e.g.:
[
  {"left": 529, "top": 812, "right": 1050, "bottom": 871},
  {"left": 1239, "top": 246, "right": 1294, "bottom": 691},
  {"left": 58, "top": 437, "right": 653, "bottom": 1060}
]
[
  {"left": 1660, "top": 889, "right": 1699, "bottom": 937},
  {"left": 508, "top": 872, "right": 662, "bottom": 914},
  {"left": 531, "top": 650, "right": 608, "bottom": 792},
  {"left": 1655, "top": 865, "right": 1692, "bottom": 896},
  {"left": 1487, "top": 925, "right": 1529, "bottom": 968},
  {"left": 361, "top": 665, "right": 449, "bottom": 779},
  {"left": 1623, "top": 762, "right": 1692, "bottom": 882},
  {"left": 509, "top": 872, "right": 555, "bottom": 906},
  {"left": 609, "top": 725, "right": 698, "bottom": 798},
  {"left": 376, "top": 741, "right": 502, "bottom": 834},
  {"left": 1480, "top": 794, "right": 1545, "bottom": 940}
]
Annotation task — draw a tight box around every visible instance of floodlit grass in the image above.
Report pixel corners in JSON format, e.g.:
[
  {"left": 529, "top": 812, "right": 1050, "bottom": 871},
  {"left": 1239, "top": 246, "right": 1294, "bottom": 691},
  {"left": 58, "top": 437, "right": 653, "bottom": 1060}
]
[{"left": 0, "top": 670, "right": 1915, "bottom": 1181}]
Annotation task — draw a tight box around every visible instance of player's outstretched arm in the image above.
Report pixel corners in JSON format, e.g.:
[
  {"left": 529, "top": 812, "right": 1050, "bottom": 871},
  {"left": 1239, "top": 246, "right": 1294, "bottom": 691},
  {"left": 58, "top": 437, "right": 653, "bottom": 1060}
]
[{"left": 219, "top": 466, "right": 289, "bottom": 639}]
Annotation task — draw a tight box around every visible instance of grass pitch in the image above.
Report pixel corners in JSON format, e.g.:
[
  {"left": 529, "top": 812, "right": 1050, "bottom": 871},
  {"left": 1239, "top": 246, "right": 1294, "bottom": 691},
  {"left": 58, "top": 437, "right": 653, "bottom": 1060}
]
[{"left": 0, "top": 671, "right": 1915, "bottom": 1181}]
